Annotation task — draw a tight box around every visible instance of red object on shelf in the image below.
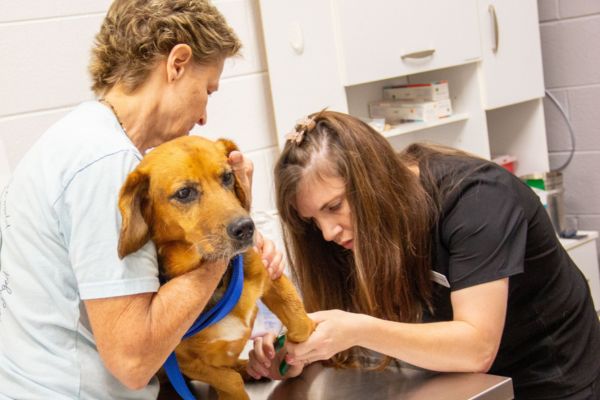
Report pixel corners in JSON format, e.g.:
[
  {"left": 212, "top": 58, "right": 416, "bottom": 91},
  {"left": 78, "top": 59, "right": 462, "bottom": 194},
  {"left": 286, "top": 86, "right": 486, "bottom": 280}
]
[{"left": 492, "top": 154, "right": 517, "bottom": 174}]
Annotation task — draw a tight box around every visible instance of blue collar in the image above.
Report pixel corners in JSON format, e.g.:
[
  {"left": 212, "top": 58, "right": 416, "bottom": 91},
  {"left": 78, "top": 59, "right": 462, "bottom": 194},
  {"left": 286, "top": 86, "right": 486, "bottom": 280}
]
[{"left": 163, "top": 254, "right": 245, "bottom": 399}]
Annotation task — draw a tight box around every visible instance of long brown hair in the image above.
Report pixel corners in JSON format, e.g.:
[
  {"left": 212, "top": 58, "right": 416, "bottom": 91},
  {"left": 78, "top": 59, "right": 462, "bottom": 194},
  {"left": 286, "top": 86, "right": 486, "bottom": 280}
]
[{"left": 275, "top": 111, "right": 434, "bottom": 368}]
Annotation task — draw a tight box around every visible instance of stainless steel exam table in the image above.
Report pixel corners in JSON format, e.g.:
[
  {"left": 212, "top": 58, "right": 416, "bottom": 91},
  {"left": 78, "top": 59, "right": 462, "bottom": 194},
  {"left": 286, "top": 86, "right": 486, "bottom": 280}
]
[{"left": 160, "top": 362, "right": 513, "bottom": 399}]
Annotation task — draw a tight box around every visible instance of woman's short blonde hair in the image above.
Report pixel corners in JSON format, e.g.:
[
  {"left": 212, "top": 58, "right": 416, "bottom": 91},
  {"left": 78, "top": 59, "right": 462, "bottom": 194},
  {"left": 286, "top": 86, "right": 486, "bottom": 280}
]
[{"left": 89, "top": 0, "right": 241, "bottom": 96}]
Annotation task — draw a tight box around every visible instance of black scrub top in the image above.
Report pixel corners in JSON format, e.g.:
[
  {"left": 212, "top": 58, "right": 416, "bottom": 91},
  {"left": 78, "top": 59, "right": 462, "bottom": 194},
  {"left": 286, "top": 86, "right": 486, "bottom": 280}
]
[{"left": 421, "top": 155, "right": 600, "bottom": 399}]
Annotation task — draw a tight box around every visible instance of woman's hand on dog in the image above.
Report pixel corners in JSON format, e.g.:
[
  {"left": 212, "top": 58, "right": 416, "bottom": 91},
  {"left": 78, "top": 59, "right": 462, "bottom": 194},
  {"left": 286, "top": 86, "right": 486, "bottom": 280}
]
[
  {"left": 254, "top": 232, "right": 285, "bottom": 280},
  {"left": 284, "top": 310, "right": 361, "bottom": 367},
  {"left": 228, "top": 150, "right": 253, "bottom": 204},
  {"left": 247, "top": 332, "right": 305, "bottom": 380}
]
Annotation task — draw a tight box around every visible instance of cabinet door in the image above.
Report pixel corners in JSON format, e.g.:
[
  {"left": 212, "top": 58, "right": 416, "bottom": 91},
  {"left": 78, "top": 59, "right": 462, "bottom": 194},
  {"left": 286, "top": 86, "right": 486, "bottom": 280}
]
[
  {"left": 259, "top": 0, "right": 348, "bottom": 145},
  {"left": 332, "top": 0, "right": 481, "bottom": 86},
  {"left": 478, "top": 0, "right": 545, "bottom": 109}
]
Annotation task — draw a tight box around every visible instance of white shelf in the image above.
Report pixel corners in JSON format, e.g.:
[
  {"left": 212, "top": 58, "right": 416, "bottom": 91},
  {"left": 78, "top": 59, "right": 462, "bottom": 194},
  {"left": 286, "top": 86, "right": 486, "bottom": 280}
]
[
  {"left": 381, "top": 113, "right": 470, "bottom": 139},
  {"left": 559, "top": 230, "right": 599, "bottom": 252}
]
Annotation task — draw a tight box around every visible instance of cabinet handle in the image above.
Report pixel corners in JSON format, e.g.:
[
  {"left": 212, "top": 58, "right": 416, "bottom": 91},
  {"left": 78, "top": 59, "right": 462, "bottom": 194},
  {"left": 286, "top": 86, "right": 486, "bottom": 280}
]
[
  {"left": 489, "top": 4, "right": 499, "bottom": 53},
  {"left": 401, "top": 49, "right": 436, "bottom": 60}
]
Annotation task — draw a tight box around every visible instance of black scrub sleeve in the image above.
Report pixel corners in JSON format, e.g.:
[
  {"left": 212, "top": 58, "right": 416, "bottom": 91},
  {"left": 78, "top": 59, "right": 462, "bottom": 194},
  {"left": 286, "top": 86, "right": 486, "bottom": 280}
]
[{"left": 441, "top": 178, "right": 528, "bottom": 291}]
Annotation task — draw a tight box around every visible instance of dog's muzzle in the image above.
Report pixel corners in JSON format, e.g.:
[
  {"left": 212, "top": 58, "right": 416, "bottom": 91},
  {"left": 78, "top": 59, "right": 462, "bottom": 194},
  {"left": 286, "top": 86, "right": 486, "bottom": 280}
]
[{"left": 227, "top": 217, "right": 255, "bottom": 248}]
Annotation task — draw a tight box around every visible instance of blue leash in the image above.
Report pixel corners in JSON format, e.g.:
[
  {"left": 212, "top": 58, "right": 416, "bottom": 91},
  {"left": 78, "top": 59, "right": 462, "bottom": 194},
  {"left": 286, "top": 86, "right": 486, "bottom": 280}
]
[{"left": 164, "top": 255, "right": 245, "bottom": 400}]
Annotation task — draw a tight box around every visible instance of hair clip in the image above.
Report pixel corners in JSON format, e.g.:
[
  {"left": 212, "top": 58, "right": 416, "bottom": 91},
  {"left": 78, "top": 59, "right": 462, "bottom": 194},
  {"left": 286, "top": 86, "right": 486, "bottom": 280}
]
[
  {"left": 285, "top": 129, "right": 305, "bottom": 144},
  {"left": 285, "top": 116, "right": 316, "bottom": 144}
]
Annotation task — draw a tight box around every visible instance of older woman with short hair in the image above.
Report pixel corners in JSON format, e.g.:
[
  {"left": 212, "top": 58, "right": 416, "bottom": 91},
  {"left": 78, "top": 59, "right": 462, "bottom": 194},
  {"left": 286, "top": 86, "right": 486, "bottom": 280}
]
[{"left": 0, "top": 1, "right": 283, "bottom": 398}]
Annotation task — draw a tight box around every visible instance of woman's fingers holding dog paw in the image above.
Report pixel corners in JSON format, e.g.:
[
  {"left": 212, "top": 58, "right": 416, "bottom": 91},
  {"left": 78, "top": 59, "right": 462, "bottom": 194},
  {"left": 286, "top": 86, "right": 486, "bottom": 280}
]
[
  {"left": 248, "top": 332, "right": 307, "bottom": 380},
  {"left": 249, "top": 333, "right": 277, "bottom": 372},
  {"left": 252, "top": 334, "right": 274, "bottom": 365},
  {"left": 246, "top": 350, "right": 271, "bottom": 379}
]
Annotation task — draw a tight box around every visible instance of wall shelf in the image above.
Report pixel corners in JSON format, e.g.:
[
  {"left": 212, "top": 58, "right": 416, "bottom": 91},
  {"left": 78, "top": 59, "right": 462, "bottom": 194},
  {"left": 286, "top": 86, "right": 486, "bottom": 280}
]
[{"left": 381, "top": 113, "right": 470, "bottom": 139}]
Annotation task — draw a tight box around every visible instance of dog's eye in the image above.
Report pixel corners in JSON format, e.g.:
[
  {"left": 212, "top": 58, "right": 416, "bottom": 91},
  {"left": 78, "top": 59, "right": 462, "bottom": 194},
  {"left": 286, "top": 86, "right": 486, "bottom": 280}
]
[
  {"left": 222, "top": 171, "right": 235, "bottom": 188},
  {"left": 172, "top": 187, "right": 198, "bottom": 203}
]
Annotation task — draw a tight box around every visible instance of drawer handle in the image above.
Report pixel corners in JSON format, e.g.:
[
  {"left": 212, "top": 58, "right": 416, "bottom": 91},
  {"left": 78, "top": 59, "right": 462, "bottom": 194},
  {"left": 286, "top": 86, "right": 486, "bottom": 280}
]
[
  {"left": 489, "top": 4, "right": 499, "bottom": 53},
  {"left": 401, "top": 49, "right": 436, "bottom": 60}
]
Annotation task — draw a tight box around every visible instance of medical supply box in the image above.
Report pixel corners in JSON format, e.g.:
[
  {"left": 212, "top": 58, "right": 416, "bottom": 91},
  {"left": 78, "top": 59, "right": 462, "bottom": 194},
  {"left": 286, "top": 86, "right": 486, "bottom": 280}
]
[{"left": 383, "top": 81, "right": 449, "bottom": 102}]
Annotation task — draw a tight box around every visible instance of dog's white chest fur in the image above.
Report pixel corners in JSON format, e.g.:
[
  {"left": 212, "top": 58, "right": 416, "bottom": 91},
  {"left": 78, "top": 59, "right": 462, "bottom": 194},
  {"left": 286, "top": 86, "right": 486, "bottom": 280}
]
[{"left": 210, "top": 314, "right": 249, "bottom": 342}]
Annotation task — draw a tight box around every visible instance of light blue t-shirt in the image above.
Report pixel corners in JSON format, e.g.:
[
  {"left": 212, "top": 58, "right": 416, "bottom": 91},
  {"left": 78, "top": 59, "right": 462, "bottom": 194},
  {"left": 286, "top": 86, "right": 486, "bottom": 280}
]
[{"left": 0, "top": 101, "right": 160, "bottom": 399}]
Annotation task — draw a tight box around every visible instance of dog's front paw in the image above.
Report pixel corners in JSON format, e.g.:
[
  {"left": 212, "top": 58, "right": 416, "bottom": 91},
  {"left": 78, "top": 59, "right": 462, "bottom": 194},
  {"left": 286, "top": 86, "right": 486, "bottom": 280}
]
[{"left": 287, "top": 318, "right": 316, "bottom": 343}]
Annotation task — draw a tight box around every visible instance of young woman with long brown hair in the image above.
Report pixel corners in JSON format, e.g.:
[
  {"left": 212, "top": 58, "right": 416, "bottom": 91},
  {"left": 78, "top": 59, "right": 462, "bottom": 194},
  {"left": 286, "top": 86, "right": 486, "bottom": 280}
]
[{"left": 247, "top": 110, "right": 600, "bottom": 399}]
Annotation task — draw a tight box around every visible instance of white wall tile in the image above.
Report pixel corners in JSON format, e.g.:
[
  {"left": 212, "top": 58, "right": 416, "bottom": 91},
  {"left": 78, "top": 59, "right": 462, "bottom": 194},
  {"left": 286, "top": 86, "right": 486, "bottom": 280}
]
[
  {"left": 559, "top": 0, "right": 600, "bottom": 19},
  {"left": 549, "top": 152, "right": 600, "bottom": 214},
  {"left": 567, "top": 85, "right": 600, "bottom": 151},
  {"left": 191, "top": 72, "right": 278, "bottom": 152},
  {"left": 0, "top": 16, "right": 101, "bottom": 116},
  {"left": 540, "top": 16, "right": 600, "bottom": 88},
  {"left": 0, "top": 1, "right": 110, "bottom": 22},
  {"left": 538, "top": 0, "right": 559, "bottom": 22}
]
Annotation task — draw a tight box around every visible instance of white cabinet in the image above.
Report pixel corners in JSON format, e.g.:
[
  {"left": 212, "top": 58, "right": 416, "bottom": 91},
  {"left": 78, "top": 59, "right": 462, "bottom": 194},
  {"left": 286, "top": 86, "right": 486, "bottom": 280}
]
[
  {"left": 332, "top": 0, "right": 481, "bottom": 86},
  {"left": 476, "top": 0, "right": 549, "bottom": 175},
  {"left": 477, "top": 0, "right": 545, "bottom": 110},
  {"left": 259, "top": 0, "right": 348, "bottom": 140},
  {"left": 258, "top": 0, "right": 550, "bottom": 176}
]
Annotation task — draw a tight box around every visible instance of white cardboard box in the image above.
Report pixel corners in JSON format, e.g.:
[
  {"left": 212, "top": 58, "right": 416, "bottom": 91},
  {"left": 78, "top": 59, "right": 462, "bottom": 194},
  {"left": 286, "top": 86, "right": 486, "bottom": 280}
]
[
  {"left": 369, "top": 98, "right": 452, "bottom": 123},
  {"left": 383, "top": 81, "right": 449, "bottom": 101}
]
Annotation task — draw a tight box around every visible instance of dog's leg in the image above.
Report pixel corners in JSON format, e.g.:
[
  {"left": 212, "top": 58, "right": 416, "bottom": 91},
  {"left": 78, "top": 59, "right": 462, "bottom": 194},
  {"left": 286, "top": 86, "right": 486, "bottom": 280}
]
[
  {"left": 232, "top": 359, "right": 255, "bottom": 382},
  {"left": 261, "top": 276, "right": 315, "bottom": 343},
  {"left": 179, "top": 362, "right": 249, "bottom": 400}
]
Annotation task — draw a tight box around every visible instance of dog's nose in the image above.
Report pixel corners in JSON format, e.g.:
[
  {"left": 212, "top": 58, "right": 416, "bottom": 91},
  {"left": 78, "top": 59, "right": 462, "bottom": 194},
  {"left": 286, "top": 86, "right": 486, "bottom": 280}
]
[{"left": 227, "top": 217, "right": 255, "bottom": 243}]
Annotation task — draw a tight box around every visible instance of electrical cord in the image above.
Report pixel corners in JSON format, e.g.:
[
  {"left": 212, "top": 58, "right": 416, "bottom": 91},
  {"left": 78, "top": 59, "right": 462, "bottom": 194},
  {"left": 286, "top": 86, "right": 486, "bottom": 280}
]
[{"left": 545, "top": 89, "right": 576, "bottom": 172}]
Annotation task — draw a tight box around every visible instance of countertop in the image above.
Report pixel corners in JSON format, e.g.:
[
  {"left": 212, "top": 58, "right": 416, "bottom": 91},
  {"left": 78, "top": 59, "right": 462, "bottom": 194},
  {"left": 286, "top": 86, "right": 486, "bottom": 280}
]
[
  {"left": 558, "top": 230, "right": 598, "bottom": 251},
  {"left": 160, "top": 363, "right": 513, "bottom": 400}
]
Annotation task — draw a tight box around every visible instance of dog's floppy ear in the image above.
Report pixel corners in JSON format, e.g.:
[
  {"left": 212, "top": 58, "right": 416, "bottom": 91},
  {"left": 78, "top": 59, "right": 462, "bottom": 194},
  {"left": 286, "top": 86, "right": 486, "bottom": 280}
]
[
  {"left": 217, "top": 138, "right": 251, "bottom": 211},
  {"left": 118, "top": 170, "right": 151, "bottom": 259}
]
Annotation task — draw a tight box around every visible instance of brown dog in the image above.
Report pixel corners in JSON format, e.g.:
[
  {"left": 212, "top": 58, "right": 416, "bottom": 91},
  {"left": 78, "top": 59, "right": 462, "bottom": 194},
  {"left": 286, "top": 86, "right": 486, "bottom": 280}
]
[{"left": 117, "top": 135, "right": 314, "bottom": 400}]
